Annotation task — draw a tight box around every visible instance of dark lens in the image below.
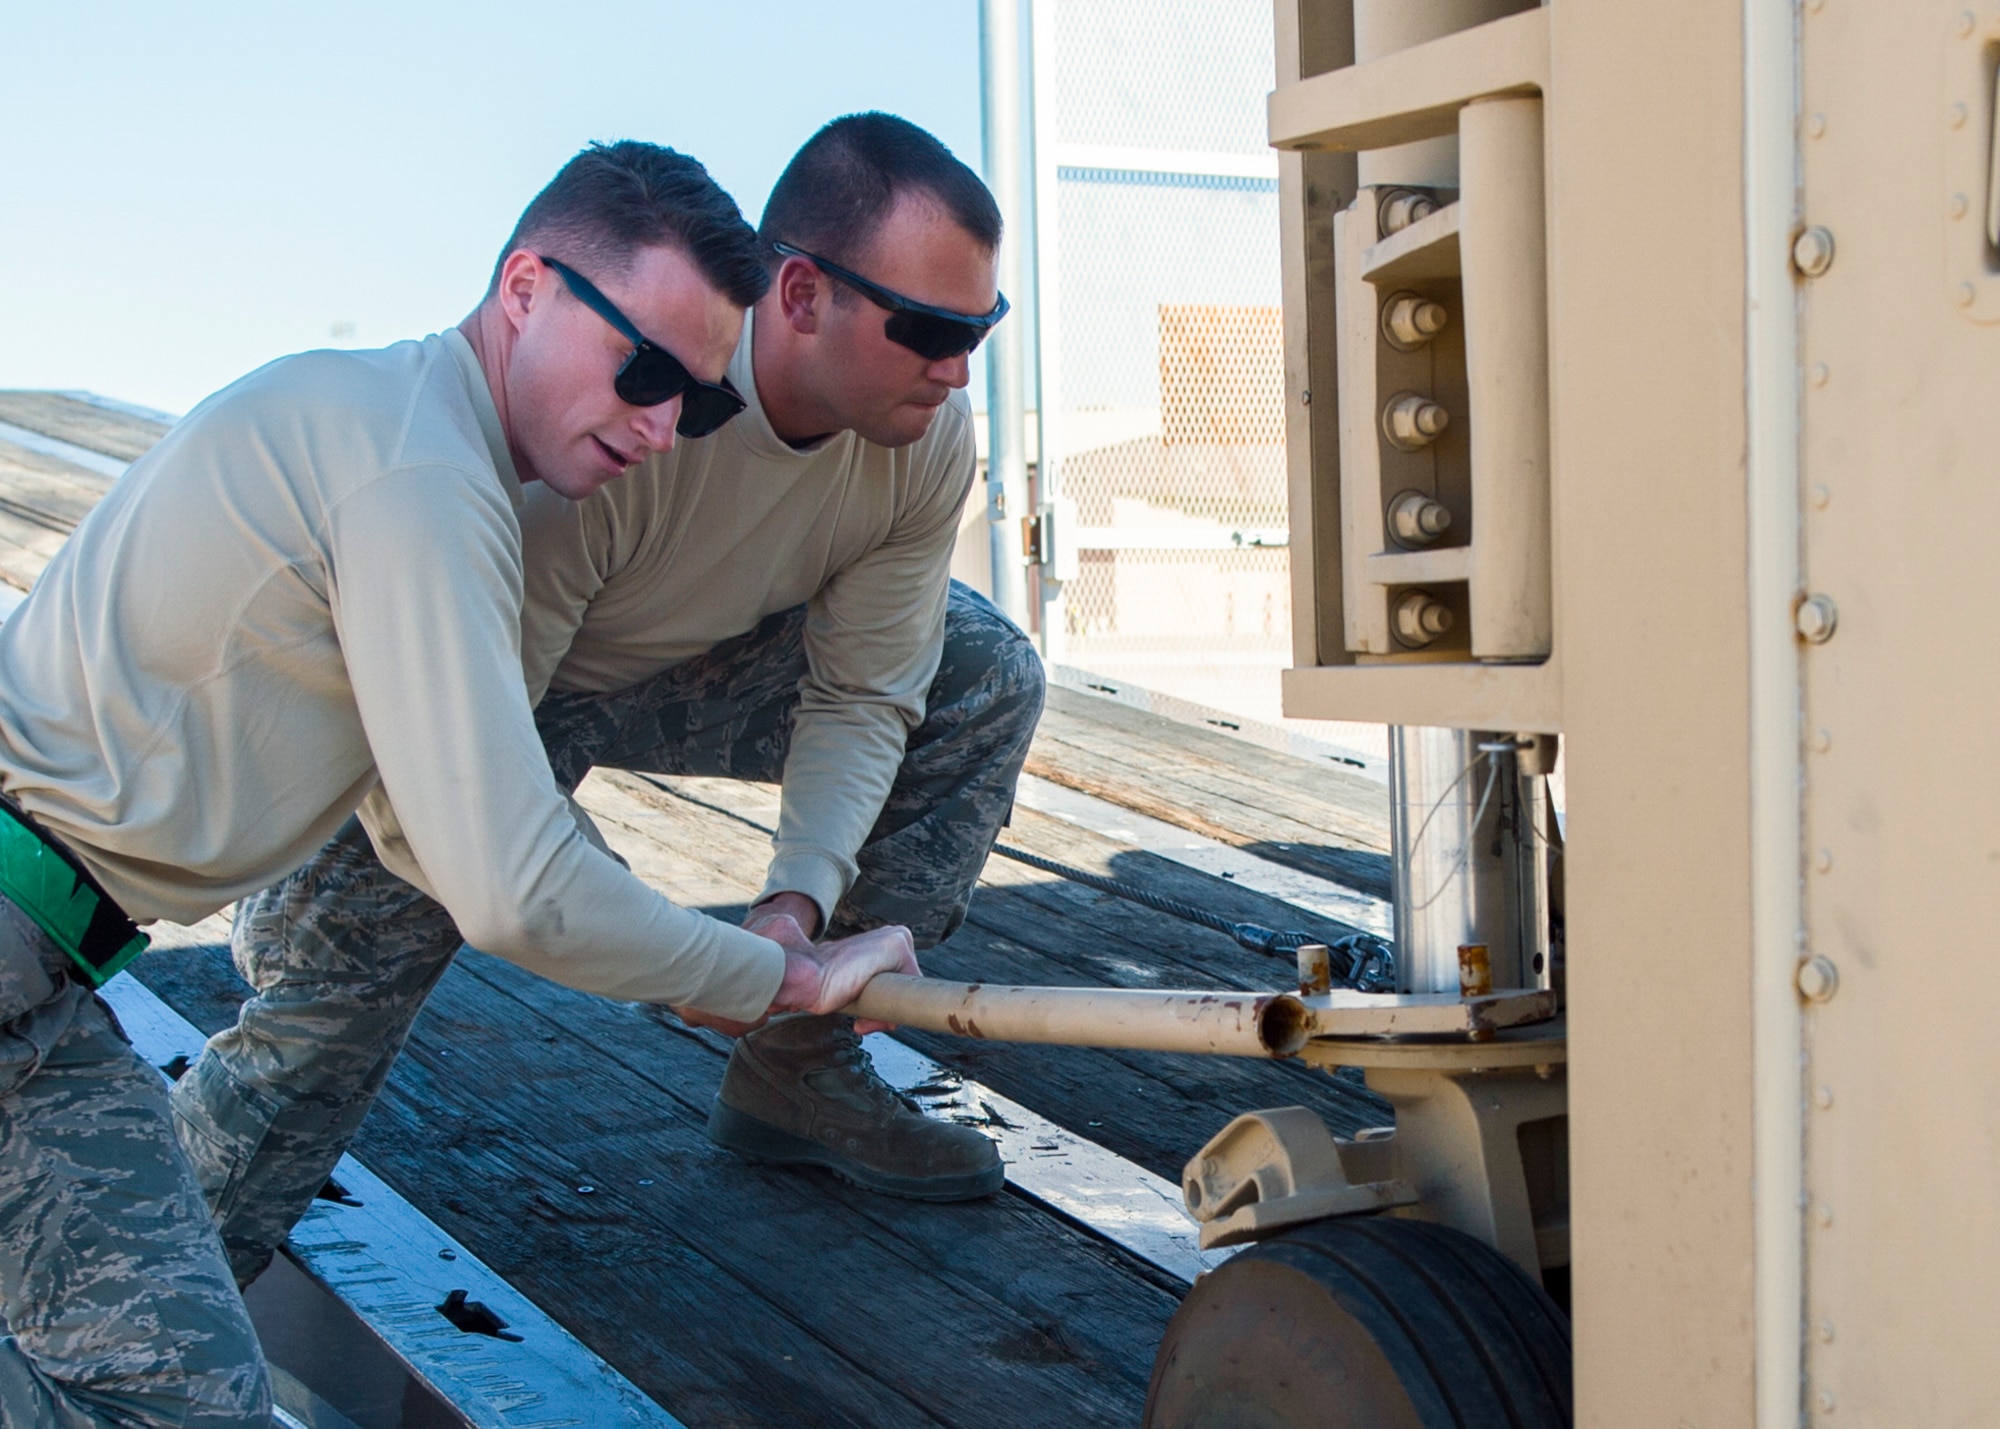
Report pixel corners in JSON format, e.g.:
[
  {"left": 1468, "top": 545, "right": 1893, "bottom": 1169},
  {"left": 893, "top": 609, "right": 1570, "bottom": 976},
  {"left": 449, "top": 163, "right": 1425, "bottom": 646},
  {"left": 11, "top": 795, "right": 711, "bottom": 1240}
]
[
  {"left": 884, "top": 311, "right": 985, "bottom": 361},
  {"left": 676, "top": 383, "right": 747, "bottom": 438},
  {"left": 613, "top": 345, "right": 692, "bottom": 407}
]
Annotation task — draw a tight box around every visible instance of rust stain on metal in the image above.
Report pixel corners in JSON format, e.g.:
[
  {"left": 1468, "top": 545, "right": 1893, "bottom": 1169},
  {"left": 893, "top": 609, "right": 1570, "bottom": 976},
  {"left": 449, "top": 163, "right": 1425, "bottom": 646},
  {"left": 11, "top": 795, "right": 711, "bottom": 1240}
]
[
  {"left": 1297, "top": 943, "right": 1333, "bottom": 996},
  {"left": 1457, "top": 943, "right": 1493, "bottom": 998}
]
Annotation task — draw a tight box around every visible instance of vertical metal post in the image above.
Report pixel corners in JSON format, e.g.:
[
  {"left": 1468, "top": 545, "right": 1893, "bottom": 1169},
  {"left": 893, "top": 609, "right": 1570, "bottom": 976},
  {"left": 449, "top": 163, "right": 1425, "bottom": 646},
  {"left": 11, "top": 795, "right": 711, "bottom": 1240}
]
[
  {"left": 1028, "top": 0, "right": 1067, "bottom": 662},
  {"left": 1744, "top": 0, "right": 1806, "bottom": 1416},
  {"left": 1389, "top": 726, "right": 1544, "bottom": 994},
  {"left": 979, "top": 0, "right": 1033, "bottom": 630}
]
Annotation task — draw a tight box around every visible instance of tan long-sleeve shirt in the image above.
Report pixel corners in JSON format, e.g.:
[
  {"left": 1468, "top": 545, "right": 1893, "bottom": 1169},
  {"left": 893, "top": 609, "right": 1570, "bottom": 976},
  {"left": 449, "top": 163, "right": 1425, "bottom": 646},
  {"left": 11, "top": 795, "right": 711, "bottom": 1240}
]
[
  {"left": 365, "top": 313, "right": 976, "bottom": 928},
  {"left": 0, "top": 331, "right": 784, "bottom": 1019}
]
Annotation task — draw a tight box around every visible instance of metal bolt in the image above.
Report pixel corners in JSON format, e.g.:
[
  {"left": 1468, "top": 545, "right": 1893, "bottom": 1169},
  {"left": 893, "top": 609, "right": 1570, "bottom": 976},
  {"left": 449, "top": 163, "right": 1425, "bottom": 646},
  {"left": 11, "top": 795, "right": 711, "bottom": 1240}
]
[
  {"left": 1818, "top": 1320, "right": 1836, "bottom": 1344},
  {"left": 1808, "top": 482, "right": 1831, "bottom": 508},
  {"left": 1392, "top": 589, "right": 1454, "bottom": 648},
  {"left": 1793, "top": 226, "right": 1836, "bottom": 278},
  {"left": 1951, "top": 192, "right": 1970, "bottom": 220},
  {"left": 1382, "top": 392, "right": 1450, "bottom": 451},
  {"left": 1959, "top": 281, "right": 1978, "bottom": 307},
  {"left": 1300, "top": 389, "right": 1312, "bottom": 405},
  {"left": 1380, "top": 191, "right": 1438, "bottom": 235},
  {"left": 1950, "top": 101, "right": 1969, "bottom": 129},
  {"left": 1806, "top": 112, "right": 1827, "bottom": 138},
  {"left": 1815, "top": 1202, "right": 1834, "bottom": 1228},
  {"left": 1958, "top": 8, "right": 1976, "bottom": 37},
  {"left": 1814, "top": 847, "right": 1834, "bottom": 874},
  {"left": 1815, "top": 1083, "right": 1834, "bottom": 1109},
  {"left": 1818, "top": 1388, "right": 1837, "bottom": 1414},
  {"left": 1811, "top": 726, "right": 1832, "bottom": 752},
  {"left": 1796, "top": 593, "right": 1838, "bottom": 643},
  {"left": 1797, "top": 955, "right": 1840, "bottom": 1003},
  {"left": 1808, "top": 363, "right": 1830, "bottom": 388},
  {"left": 1388, "top": 490, "right": 1453, "bottom": 545},
  {"left": 1382, "top": 292, "right": 1449, "bottom": 349}
]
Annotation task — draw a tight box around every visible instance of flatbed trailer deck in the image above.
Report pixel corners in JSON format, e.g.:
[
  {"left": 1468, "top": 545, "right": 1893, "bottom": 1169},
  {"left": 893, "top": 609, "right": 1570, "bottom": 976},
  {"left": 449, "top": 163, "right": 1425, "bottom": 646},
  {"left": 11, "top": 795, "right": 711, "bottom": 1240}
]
[{"left": 0, "top": 392, "right": 1394, "bottom": 1427}]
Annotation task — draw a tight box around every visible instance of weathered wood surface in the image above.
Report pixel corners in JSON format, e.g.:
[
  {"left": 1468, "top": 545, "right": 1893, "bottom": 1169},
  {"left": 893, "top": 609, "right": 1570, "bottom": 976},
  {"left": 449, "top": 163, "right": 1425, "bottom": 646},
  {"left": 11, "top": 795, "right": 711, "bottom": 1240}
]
[
  {"left": 1027, "top": 685, "right": 1393, "bottom": 898},
  {"left": 136, "top": 934, "right": 1182, "bottom": 1429},
  {"left": 0, "top": 440, "right": 99, "bottom": 590},
  {"left": 0, "top": 390, "right": 171, "bottom": 462},
  {"left": 0, "top": 391, "right": 161, "bottom": 591},
  {"left": 127, "top": 760, "right": 1391, "bottom": 1428},
  {"left": 583, "top": 770, "right": 1390, "bottom": 1181},
  {"left": 7, "top": 389, "right": 1404, "bottom": 1425}
]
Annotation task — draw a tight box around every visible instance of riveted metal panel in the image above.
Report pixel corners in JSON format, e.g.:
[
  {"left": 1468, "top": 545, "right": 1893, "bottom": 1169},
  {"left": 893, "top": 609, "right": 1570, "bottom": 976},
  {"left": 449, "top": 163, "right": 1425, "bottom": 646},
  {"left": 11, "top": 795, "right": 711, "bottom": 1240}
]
[{"left": 1796, "top": 3, "right": 2000, "bottom": 1422}]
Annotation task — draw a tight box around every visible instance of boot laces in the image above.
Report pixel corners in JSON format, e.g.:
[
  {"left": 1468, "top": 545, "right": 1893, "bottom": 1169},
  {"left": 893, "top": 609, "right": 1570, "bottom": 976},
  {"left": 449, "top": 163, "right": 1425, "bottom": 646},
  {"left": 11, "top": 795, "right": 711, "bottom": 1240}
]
[{"left": 830, "top": 1033, "right": 922, "bottom": 1116}]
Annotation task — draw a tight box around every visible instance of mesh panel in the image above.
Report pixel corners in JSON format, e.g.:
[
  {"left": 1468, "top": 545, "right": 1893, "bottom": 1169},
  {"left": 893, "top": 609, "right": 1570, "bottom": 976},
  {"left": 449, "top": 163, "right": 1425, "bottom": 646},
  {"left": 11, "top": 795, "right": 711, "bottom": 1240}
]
[
  {"left": 1049, "top": 0, "right": 1277, "bottom": 154},
  {"left": 1037, "top": 0, "right": 1298, "bottom": 727},
  {"left": 1065, "top": 547, "right": 1290, "bottom": 648}
]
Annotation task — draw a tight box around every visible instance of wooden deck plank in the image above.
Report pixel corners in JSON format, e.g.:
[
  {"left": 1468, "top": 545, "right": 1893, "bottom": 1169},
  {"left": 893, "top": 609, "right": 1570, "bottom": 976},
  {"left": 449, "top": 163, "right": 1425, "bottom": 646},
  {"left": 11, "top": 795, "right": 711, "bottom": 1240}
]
[
  {"left": 0, "top": 514, "right": 61, "bottom": 592},
  {"left": 0, "top": 445, "right": 109, "bottom": 526},
  {"left": 128, "top": 936, "right": 1176, "bottom": 1429},
  {"left": 0, "top": 390, "right": 171, "bottom": 462},
  {"left": 451, "top": 949, "right": 1187, "bottom": 1365},
  {"left": 581, "top": 771, "right": 1390, "bottom": 1182},
  {"left": 1028, "top": 686, "right": 1393, "bottom": 897},
  {"left": 0, "top": 403, "right": 1408, "bottom": 1423}
]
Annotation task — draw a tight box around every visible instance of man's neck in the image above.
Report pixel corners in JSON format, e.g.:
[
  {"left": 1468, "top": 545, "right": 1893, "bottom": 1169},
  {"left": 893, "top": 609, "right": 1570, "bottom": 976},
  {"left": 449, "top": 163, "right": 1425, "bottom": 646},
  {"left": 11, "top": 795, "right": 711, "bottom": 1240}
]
[
  {"left": 458, "top": 305, "right": 539, "bottom": 484},
  {"left": 749, "top": 297, "right": 841, "bottom": 448}
]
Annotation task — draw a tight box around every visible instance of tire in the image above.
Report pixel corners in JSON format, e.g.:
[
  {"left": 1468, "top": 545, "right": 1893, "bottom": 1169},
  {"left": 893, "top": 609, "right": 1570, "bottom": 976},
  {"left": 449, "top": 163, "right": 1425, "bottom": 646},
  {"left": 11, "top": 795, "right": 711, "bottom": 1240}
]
[{"left": 1142, "top": 1217, "right": 1571, "bottom": 1429}]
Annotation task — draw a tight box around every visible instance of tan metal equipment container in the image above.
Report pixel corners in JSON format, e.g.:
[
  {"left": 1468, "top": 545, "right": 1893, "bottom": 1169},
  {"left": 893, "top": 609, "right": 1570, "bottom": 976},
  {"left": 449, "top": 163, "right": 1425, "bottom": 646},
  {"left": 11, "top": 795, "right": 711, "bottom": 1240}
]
[{"left": 1145, "top": 0, "right": 2000, "bottom": 1424}]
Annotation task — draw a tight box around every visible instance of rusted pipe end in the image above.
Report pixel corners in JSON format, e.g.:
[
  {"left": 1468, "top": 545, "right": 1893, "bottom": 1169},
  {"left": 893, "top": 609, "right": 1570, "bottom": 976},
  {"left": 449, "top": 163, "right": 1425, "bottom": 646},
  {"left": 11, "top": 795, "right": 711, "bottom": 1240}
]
[{"left": 1256, "top": 993, "right": 1313, "bottom": 1057}]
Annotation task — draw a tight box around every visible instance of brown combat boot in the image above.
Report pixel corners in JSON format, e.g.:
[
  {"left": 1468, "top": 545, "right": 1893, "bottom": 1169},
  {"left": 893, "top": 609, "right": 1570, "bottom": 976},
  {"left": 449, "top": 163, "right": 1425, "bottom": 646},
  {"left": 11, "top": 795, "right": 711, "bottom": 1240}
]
[{"left": 707, "top": 1014, "right": 1004, "bottom": 1201}]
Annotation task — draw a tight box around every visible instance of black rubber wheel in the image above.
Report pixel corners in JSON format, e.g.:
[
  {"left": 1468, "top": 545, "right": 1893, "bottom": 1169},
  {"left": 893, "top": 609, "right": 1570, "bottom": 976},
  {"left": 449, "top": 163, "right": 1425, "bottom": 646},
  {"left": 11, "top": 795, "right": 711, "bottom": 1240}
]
[{"left": 1142, "top": 1218, "right": 1572, "bottom": 1429}]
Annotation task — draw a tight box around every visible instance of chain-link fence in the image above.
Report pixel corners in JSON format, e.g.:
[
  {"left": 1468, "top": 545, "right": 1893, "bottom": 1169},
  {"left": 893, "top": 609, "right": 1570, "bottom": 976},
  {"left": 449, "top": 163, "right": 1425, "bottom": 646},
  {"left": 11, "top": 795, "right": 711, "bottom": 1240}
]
[{"left": 1028, "top": 0, "right": 1308, "bottom": 730}]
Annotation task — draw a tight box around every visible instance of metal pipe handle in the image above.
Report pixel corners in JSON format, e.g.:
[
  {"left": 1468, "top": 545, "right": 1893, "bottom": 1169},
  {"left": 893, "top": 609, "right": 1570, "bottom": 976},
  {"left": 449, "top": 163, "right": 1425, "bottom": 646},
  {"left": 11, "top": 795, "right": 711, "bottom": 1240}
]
[{"left": 845, "top": 975, "right": 1312, "bottom": 1059}]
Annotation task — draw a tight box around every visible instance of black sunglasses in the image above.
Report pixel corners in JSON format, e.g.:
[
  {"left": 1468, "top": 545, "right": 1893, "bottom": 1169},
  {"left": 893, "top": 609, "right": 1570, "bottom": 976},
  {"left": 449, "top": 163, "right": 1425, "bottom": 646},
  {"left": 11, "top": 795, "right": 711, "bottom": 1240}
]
[
  {"left": 771, "top": 242, "right": 1009, "bottom": 360},
  {"left": 538, "top": 255, "right": 747, "bottom": 438}
]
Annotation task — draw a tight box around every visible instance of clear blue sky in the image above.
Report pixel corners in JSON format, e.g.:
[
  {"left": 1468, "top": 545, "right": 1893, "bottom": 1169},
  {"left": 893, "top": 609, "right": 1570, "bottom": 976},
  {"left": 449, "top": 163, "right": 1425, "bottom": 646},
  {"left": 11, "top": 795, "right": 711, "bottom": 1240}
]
[{"left": 0, "top": 1, "right": 984, "bottom": 416}]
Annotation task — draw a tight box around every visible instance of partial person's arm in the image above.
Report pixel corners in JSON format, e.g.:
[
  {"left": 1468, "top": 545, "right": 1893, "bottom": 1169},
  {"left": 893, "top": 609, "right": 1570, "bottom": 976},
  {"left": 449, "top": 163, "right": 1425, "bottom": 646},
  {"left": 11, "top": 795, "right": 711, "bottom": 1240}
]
[
  {"left": 328, "top": 464, "right": 789, "bottom": 1019},
  {"left": 756, "top": 418, "right": 977, "bottom": 928}
]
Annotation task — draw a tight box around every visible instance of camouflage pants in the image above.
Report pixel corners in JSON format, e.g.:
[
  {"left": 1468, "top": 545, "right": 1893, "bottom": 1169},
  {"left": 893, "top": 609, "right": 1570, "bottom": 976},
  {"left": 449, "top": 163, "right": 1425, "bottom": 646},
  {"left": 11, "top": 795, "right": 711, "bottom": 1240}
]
[
  {"left": 0, "top": 894, "right": 272, "bottom": 1427},
  {"left": 172, "top": 581, "right": 1043, "bottom": 1284}
]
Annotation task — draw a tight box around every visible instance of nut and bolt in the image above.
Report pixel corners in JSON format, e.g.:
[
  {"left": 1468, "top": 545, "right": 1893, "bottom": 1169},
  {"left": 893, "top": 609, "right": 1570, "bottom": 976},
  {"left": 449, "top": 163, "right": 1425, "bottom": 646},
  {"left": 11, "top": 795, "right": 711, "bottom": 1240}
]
[
  {"left": 1797, "top": 593, "right": 1838, "bottom": 643},
  {"left": 1797, "top": 954, "right": 1840, "bottom": 1003},
  {"left": 1382, "top": 292, "right": 1449, "bottom": 349},
  {"left": 1388, "top": 490, "right": 1453, "bottom": 545},
  {"left": 1382, "top": 392, "right": 1450, "bottom": 451},
  {"left": 1379, "top": 190, "right": 1439, "bottom": 236},
  {"left": 1793, "top": 225, "right": 1836, "bottom": 277},
  {"left": 1392, "top": 589, "right": 1454, "bottom": 647}
]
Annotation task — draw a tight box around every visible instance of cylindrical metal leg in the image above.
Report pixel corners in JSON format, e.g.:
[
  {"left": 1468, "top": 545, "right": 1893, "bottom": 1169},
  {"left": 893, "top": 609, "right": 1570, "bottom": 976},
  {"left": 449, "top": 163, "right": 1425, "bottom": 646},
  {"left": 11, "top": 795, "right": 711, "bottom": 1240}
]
[
  {"left": 978, "top": 0, "right": 1033, "bottom": 630},
  {"left": 1353, "top": 0, "right": 1539, "bottom": 187},
  {"left": 1459, "top": 95, "right": 1552, "bottom": 658},
  {"left": 1389, "top": 726, "right": 1548, "bottom": 993}
]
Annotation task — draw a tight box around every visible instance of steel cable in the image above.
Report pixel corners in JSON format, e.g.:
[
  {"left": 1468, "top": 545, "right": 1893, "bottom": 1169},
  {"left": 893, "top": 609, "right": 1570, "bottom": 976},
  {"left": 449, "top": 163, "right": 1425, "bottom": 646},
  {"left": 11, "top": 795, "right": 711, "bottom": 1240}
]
[{"left": 990, "top": 842, "right": 1396, "bottom": 992}]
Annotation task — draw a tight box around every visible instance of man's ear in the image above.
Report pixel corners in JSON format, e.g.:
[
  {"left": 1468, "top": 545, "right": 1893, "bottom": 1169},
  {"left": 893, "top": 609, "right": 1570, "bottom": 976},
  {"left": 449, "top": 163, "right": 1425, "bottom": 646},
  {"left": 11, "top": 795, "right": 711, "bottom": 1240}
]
[
  {"left": 775, "top": 255, "right": 825, "bottom": 336},
  {"left": 495, "top": 249, "right": 549, "bottom": 335}
]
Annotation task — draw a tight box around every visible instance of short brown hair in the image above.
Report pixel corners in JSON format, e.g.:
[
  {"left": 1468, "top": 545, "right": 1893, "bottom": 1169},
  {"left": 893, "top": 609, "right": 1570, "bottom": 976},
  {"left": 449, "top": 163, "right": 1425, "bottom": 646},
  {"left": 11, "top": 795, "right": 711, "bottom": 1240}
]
[
  {"left": 759, "top": 113, "right": 1001, "bottom": 270},
  {"left": 490, "top": 141, "right": 768, "bottom": 308}
]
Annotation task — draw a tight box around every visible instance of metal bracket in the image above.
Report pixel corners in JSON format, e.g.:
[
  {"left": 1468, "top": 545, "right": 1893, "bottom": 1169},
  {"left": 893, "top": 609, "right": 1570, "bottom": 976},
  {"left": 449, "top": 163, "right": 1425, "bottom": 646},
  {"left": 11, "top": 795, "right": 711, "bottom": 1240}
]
[{"left": 1182, "top": 1107, "right": 1418, "bottom": 1250}]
